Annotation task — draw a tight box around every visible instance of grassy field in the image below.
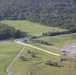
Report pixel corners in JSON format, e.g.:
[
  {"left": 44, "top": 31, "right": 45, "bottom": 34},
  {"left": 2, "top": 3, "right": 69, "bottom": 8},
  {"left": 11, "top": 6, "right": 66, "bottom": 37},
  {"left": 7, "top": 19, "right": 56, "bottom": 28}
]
[
  {"left": 0, "top": 20, "right": 76, "bottom": 75},
  {"left": 32, "top": 65, "right": 76, "bottom": 75},
  {"left": 36, "top": 33, "right": 76, "bottom": 48},
  {"left": 10, "top": 46, "right": 76, "bottom": 75},
  {"left": 10, "top": 46, "right": 60, "bottom": 75},
  {"left": 0, "top": 20, "right": 64, "bottom": 36},
  {"left": 0, "top": 42, "right": 22, "bottom": 75},
  {"left": 28, "top": 43, "right": 61, "bottom": 54}
]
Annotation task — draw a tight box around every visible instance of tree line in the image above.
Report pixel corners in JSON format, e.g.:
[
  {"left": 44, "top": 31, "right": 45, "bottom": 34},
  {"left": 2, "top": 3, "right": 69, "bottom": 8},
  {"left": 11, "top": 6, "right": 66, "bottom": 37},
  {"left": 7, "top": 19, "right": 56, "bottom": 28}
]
[
  {"left": 0, "top": 23, "right": 21, "bottom": 40},
  {"left": 29, "top": 39, "right": 51, "bottom": 45},
  {"left": 42, "top": 27, "right": 76, "bottom": 36},
  {"left": 0, "top": 0, "right": 76, "bottom": 29}
]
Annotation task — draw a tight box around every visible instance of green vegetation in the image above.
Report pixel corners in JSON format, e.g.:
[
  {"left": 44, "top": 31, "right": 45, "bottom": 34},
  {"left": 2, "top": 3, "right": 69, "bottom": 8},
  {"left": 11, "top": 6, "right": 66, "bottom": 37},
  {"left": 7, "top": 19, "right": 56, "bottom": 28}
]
[
  {"left": 43, "top": 27, "right": 76, "bottom": 36},
  {"left": 45, "top": 61, "right": 60, "bottom": 67},
  {"left": 10, "top": 46, "right": 76, "bottom": 75},
  {"left": 23, "top": 38, "right": 61, "bottom": 54},
  {"left": 36, "top": 33, "right": 76, "bottom": 48},
  {"left": 31, "top": 43, "right": 61, "bottom": 54},
  {"left": 0, "top": 0, "right": 76, "bottom": 29},
  {"left": 0, "top": 42, "right": 22, "bottom": 75},
  {"left": 10, "top": 46, "right": 60, "bottom": 75},
  {"left": 32, "top": 65, "right": 76, "bottom": 75},
  {"left": 0, "top": 1, "right": 76, "bottom": 74},
  {"left": 1, "top": 20, "right": 64, "bottom": 36},
  {"left": 0, "top": 23, "right": 21, "bottom": 40},
  {"left": 0, "top": 15, "right": 76, "bottom": 75}
]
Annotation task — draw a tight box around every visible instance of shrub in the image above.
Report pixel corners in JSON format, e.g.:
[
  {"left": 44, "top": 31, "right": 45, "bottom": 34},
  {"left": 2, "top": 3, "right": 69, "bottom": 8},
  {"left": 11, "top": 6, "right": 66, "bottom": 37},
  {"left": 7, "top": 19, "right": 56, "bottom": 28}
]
[
  {"left": 20, "top": 56, "right": 25, "bottom": 61},
  {"left": 27, "top": 50, "right": 31, "bottom": 54},
  {"left": 45, "top": 61, "right": 60, "bottom": 67},
  {"left": 32, "top": 54, "right": 35, "bottom": 58},
  {"left": 45, "top": 61, "right": 53, "bottom": 66}
]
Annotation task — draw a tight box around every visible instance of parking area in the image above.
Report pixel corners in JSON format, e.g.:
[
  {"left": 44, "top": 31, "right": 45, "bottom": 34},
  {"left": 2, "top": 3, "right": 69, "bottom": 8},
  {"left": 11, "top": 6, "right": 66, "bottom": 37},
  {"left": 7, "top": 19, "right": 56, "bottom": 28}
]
[{"left": 61, "top": 42, "right": 76, "bottom": 57}]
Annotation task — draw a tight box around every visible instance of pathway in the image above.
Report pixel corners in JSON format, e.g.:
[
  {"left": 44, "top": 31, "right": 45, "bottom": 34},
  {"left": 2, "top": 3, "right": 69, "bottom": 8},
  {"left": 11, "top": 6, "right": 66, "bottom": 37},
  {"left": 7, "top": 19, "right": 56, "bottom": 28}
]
[
  {"left": 6, "top": 45, "right": 25, "bottom": 75},
  {"left": 15, "top": 40, "right": 60, "bottom": 56}
]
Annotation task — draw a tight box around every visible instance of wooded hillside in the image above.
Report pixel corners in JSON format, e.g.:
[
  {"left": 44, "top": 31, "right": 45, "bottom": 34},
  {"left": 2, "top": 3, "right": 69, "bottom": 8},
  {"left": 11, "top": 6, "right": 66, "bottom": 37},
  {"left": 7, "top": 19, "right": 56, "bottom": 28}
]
[{"left": 0, "top": 0, "right": 76, "bottom": 28}]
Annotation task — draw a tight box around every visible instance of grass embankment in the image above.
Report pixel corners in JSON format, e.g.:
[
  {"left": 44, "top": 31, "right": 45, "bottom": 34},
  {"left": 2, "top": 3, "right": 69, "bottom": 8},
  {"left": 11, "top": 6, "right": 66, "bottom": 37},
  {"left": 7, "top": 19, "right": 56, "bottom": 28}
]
[
  {"left": 1, "top": 20, "right": 64, "bottom": 36},
  {"left": 37, "top": 33, "right": 76, "bottom": 48},
  {"left": 0, "top": 42, "right": 22, "bottom": 75}
]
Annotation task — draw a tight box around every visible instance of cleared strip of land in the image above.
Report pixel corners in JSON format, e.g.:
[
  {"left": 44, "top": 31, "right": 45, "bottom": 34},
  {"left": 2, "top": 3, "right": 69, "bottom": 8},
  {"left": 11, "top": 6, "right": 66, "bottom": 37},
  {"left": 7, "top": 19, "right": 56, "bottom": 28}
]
[{"left": 15, "top": 40, "right": 60, "bottom": 56}]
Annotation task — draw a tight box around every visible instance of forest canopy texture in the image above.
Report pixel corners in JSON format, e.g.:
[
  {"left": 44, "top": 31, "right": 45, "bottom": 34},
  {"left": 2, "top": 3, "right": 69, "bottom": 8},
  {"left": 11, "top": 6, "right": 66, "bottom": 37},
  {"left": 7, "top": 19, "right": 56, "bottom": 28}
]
[
  {"left": 0, "top": 0, "right": 76, "bottom": 29},
  {"left": 0, "top": 23, "right": 21, "bottom": 40}
]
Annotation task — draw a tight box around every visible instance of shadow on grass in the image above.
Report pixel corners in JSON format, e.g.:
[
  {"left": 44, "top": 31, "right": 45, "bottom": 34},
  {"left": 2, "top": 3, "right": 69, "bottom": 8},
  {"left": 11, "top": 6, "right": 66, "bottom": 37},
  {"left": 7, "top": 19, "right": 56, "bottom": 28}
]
[
  {"left": 30, "top": 52, "right": 38, "bottom": 54},
  {"left": 22, "top": 58, "right": 29, "bottom": 61},
  {"left": 48, "top": 43, "right": 54, "bottom": 46},
  {"left": 20, "top": 32, "right": 30, "bottom": 38},
  {"left": 35, "top": 56, "right": 41, "bottom": 58}
]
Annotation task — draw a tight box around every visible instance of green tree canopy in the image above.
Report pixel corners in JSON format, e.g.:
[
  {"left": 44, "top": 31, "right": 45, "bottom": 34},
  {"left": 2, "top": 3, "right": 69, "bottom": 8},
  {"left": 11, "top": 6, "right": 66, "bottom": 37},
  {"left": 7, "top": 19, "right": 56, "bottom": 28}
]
[
  {"left": 0, "top": 23, "right": 21, "bottom": 40},
  {"left": 0, "top": 0, "right": 76, "bottom": 29}
]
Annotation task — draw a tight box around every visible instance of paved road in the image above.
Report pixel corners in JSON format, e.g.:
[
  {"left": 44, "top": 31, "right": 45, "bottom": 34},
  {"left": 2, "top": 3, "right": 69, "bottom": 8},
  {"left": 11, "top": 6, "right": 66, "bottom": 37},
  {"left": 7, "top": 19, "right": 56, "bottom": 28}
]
[
  {"left": 6, "top": 45, "right": 25, "bottom": 75},
  {"left": 15, "top": 40, "right": 60, "bottom": 56}
]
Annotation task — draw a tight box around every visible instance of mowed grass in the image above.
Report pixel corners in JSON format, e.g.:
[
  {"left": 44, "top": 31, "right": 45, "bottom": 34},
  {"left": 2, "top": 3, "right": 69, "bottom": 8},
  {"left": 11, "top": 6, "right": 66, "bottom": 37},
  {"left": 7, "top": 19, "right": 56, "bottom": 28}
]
[
  {"left": 37, "top": 33, "right": 76, "bottom": 48},
  {"left": 1, "top": 20, "right": 64, "bottom": 36},
  {"left": 33, "top": 65, "right": 76, "bottom": 75},
  {"left": 10, "top": 46, "right": 76, "bottom": 75},
  {"left": 33, "top": 58, "right": 76, "bottom": 75},
  {"left": 11, "top": 46, "right": 60, "bottom": 75},
  {"left": 0, "top": 42, "right": 22, "bottom": 75},
  {"left": 28, "top": 43, "right": 61, "bottom": 54}
]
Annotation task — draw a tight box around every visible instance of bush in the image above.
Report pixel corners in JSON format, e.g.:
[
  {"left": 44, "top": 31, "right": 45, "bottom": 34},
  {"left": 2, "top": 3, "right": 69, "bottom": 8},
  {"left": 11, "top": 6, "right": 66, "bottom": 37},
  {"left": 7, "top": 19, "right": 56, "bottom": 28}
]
[
  {"left": 27, "top": 50, "right": 31, "bottom": 54},
  {"left": 60, "top": 58, "right": 68, "bottom": 62},
  {"left": 45, "top": 61, "right": 53, "bottom": 66},
  {"left": 45, "top": 61, "right": 59, "bottom": 67},
  {"left": 32, "top": 54, "right": 35, "bottom": 58},
  {"left": 20, "top": 56, "right": 25, "bottom": 61},
  {"left": 54, "top": 62, "right": 59, "bottom": 67}
]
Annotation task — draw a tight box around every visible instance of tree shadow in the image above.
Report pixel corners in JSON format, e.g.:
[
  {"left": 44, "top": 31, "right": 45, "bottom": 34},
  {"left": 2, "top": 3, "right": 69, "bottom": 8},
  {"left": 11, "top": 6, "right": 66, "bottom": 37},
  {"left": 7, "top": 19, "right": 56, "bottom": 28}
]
[
  {"left": 49, "top": 43, "right": 54, "bottom": 46},
  {"left": 30, "top": 52, "right": 38, "bottom": 54},
  {"left": 20, "top": 32, "right": 29, "bottom": 38},
  {"left": 35, "top": 56, "right": 41, "bottom": 58}
]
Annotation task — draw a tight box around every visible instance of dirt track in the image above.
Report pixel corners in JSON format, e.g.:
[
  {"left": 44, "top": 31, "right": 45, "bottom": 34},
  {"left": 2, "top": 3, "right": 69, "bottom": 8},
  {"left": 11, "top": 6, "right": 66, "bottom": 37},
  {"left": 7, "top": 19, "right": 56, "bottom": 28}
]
[
  {"left": 6, "top": 45, "right": 25, "bottom": 75},
  {"left": 15, "top": 40, "right": 60, "bottom": 56}
]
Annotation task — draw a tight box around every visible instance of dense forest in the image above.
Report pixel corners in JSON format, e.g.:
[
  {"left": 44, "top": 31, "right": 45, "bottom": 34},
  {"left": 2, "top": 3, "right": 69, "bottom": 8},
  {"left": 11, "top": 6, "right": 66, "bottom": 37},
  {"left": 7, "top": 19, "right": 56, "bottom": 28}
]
[
  {"left": 0, "top": 23, "right": 21, "bottom": 40},
  {"left": 0, "top": 0, "right": 76, "bottom": 28}
]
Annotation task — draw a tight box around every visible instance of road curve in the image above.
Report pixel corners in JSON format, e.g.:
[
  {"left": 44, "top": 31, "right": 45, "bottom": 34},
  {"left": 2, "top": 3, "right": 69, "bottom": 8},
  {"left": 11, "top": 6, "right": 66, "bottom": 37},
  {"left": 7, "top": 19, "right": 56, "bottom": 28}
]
[
  {"left": 15, "top": 40, "right": 60, "bottom": 56},
  {"left": 6, "top": 45, "right": 25, "bottom": 75}
]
